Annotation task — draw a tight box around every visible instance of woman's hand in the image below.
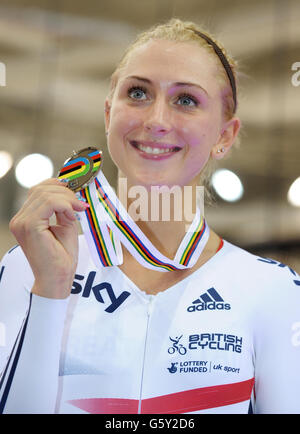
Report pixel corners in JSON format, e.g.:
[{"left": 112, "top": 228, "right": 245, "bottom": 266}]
[{"left": 9, "top": 178, "right": 89, "bottom": 299}]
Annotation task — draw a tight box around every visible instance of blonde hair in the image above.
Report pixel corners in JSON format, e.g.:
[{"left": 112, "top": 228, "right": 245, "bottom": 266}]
[
  {"left": 107, "top": 18, "right": 240, "bottom": 202},
  {"left": 108, "top": 18, "right": 239, "bottom": 121}
]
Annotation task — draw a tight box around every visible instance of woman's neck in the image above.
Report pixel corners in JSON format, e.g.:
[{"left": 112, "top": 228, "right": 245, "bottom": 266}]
[{"left": 117, "top": 176, "right": 202, "bottom": 259}]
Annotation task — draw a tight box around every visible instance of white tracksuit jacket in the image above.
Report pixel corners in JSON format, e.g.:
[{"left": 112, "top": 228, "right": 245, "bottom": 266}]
[{"left": 0, "top": 236, "right": 299, "bottom": 414}]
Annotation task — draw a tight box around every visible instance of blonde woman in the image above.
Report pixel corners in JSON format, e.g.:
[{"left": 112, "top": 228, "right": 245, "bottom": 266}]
[{"left": 0, "top": 19, "right": 299, "bottom": 414}]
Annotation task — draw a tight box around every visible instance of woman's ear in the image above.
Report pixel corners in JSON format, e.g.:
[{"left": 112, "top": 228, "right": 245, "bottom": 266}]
[
  {"left": 211, "top": 117, "right": 241, "bottom": 160},
  {"left": 104, "top": 99, "right": 111, "bottom": 133}
]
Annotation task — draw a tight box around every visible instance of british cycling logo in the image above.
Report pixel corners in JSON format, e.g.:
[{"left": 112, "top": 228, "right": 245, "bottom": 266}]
[
  {"left": 166, "top": 334, "right": 243, "bottom": 375},
  {"left": 187, "top": 287, "right": 231, "bottom": 312},
  {"left": 168, "top": 335, "right": 187, "bottom": 355},
  {"left": 168, "top": 333, "right": 243, "bottom": 355},
  {"left": 71, "top": 271, "right": 130, "bottom": 313}
]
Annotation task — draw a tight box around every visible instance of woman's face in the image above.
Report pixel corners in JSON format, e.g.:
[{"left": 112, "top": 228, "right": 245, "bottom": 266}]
[{"left": 105, "top": 39, "right": 240, "bottom": 189}]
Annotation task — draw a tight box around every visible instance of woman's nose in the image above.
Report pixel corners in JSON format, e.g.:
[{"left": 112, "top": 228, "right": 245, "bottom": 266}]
[{"left": 143, "top": 99, "right": 172, "bottom": 136}]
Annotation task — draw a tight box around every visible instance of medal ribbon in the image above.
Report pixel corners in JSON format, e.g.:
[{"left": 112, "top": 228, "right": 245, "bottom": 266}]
[
  {"left": 78, "top": 171, "right": 210, "bottom": 272},
  {"left": 59, "top": 148, "right": 210, "bottom": 272}
]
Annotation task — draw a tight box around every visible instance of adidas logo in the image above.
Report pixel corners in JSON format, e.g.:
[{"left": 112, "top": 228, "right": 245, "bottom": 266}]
[{"left": 187, "top": 287, "right": 231, "bottom": 312}]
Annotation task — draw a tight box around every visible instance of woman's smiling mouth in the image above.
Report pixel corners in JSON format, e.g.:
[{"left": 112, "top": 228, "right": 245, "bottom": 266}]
[{"left": 129, "top": 140, "right": 183, "bottom": 159}]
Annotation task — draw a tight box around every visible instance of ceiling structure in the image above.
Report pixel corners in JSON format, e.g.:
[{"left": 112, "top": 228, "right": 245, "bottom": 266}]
[{"left": 0, "top": 0, "right": 299, "bottom": 270}]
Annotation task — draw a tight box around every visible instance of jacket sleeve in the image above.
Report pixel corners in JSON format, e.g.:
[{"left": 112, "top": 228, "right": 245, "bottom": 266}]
[
  {"left": 0, "top": 246, "right": 69, "bottom": 414},
  {"left": 253, "top": 266, "right": 300, "bottom": 414}
]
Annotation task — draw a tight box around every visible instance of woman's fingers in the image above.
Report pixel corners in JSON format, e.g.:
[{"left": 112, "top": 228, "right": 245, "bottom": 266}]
[{"left": 9, "top": 177, "right": 89, "bottom": 299}]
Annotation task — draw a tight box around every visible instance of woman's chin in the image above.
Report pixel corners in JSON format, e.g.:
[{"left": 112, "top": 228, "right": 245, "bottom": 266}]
[{"left": 129, "top": 173, "right": 181, "bottom": 190}]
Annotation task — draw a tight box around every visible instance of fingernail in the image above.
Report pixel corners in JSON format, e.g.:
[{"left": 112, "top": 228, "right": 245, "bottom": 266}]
[
  {"left": 79, "top": 201, "right": 90, "bottom": 208},
  {"left": 59, "top": 178, "right": 69, "bottom": 184}
]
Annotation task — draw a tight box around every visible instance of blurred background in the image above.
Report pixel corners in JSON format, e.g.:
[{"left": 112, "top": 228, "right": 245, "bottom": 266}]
[{"left": 0, "top": 0, "right": 299, "bottom": 272}]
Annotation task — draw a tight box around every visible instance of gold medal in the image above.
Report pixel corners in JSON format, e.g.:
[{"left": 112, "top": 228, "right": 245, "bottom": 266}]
[{"left": 57, "top": 147, "right": 102, "bottom": 192}]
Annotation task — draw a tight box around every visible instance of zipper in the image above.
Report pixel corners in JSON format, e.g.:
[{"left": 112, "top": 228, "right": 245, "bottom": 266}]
[{"left": 138, "top": 295, "right": 154, "bottom": 414}]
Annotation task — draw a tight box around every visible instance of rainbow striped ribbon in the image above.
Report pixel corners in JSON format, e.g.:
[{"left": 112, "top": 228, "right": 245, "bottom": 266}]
[{"left": 77, "top": 171, "right": 210, "bottom": 272}]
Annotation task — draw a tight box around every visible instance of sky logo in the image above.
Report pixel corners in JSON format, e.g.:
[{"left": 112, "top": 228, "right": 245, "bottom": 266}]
[
  {"left": 71, "top": 272, "right": 130, "bottom": 313},
  {"left": 187, "top": 287, "right": 231, "bottom": 312}
]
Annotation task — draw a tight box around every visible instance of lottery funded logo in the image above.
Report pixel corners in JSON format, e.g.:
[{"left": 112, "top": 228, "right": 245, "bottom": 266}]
[
  {"left": 167, "top": 360, "right": 209, "bottom": 374},
  {"left": 166, "top": 360, "right": 241, "bottom": 376}
]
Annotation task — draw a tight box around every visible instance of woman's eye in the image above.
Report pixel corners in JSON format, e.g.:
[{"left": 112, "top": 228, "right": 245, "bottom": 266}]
[
  {"left": 128, "top": 86, "right": 147, "bottom": 100},
  {"left": 177, "top": 94, "right": 198, "bottom": 107}
]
